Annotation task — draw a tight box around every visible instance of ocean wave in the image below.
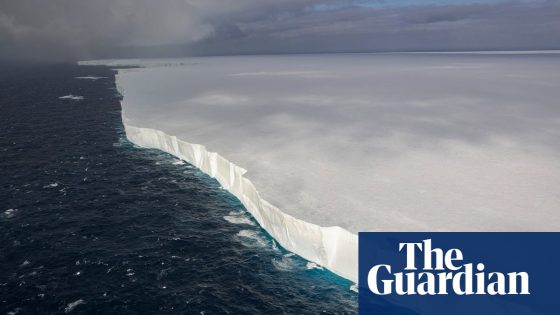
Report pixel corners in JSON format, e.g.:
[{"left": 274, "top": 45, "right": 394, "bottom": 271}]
[
  {"left": 172, "top": 159, "right": 185, "bottom": 165},
  {"left": 3, "top": 208, "right": 18, "bottom": 219},
  {"left": 64, "top": 299, "right": 86, "bottom": 313},
  {"left": 306, "top": 262, "right": 324, "bottom": 270},
  {"left": 272, "top": 254, "right": 303, "bottom": 272},
  {"left": 223, "top": 215, "right": 255, "bottom": 226},
  {"left": 235, "top": 230, "right": 269, "bottom": 248}
]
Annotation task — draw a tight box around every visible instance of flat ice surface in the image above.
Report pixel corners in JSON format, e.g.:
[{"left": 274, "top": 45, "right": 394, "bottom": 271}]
[{"left": 108, "top": 53, "right": 560, "bottom": 232}]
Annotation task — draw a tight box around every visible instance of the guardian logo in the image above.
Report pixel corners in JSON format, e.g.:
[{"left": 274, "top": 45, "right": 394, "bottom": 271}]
[{"left": 367, "top": 239, "right": 530, "bottom": 296}]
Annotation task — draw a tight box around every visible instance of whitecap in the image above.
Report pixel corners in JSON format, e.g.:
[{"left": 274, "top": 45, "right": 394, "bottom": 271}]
[
  {"left": 59, "top": 95, "right": 84, "bottom": 101},
  {"left": 20, "top": 260, "right": 30, "bottom": 267},
  {"left": 172, "top": 159, "right": 185, "bottom": 165},
  {"left": 350, "top": 283, "right": 358, "bottom": 293},
  {"left": 235, "top": 230, "right": 268, "bottom": 248},
  {"left": 306, "top": 262, "right": 324, "bottom": 270},
  {"left": 271, "top": 255, "right": 301, "bottom": 272},
  {"left": 43, "top": 183, "right": 59, "bottom": 188},
  {"left": 236, "top": 230, "right": 257, "bottom": 239},
  {"left": 7, "top": 308, "right": 22, "bottom": 315},
  {"left": 223, "top": 215, "right": 255, "bottom": 226},
  {"left": 271, "top": 240, "right": 281, "bottom": 253},
  {"left": 3, "top": 208, "right": 17, "bottom": 218},
  {"left": 65, "top": 299, "right": 85, "bottom": 313}
]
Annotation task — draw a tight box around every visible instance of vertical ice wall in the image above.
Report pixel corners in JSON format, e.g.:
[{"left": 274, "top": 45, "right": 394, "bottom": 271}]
[
  {"left": 123, "top": 125, "right": 358, "bottom": 282},
  {"left": 97, "top": 52, "right": 560, "bottom": 283}
]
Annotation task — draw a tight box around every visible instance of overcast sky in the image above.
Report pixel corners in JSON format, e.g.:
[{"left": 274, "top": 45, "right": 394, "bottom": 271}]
[{"left": 1, "top": 0, "right": 559, "bottom": 61}]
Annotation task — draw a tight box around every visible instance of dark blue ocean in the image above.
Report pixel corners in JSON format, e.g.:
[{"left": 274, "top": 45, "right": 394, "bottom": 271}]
[{"left": 0, "top": 64, "right": 357, "bottom": 314}]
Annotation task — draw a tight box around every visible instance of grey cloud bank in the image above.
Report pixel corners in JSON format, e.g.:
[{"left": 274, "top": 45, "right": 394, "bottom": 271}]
[{"left": 1, "top": 0, "right": 560, "bottom": 61}]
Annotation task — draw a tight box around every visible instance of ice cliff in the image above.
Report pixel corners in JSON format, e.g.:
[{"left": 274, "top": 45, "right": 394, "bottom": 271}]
[{"left": 82, "top": 53, "right": 560, "bottom": 282}]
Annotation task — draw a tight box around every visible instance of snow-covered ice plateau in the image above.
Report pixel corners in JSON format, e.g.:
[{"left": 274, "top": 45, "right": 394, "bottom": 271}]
[{"left": 81, "top": 53, "right": 560, "bottom": 282}]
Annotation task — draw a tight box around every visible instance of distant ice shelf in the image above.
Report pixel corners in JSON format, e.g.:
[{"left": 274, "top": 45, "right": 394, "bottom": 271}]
[{"left": 81, "top": 52, "right": 560, "bottom": 282}]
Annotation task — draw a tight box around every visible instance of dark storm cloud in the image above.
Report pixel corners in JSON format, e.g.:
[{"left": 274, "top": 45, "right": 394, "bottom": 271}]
[
  {"left": 206, "top": 0, "right": 560, "bottom": 54},
  {"left": 0, "top": 0, "right": 559, "bottom": 61}
]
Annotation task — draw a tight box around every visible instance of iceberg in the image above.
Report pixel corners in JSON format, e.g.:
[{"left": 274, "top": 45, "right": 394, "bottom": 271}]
[
  {"left": 83, "top": 53, "right": 560, "bottom": 283},
  {"left": 59, "top": 95, "right": 84, "bottom": 100},
  {"left": 75, "top": 76, "right": 106, "bottom": 80}
]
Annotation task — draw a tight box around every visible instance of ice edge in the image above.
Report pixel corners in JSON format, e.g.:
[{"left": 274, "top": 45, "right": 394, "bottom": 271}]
[{"left": 122, "top": 123, "right": 358, "bottom": 283}]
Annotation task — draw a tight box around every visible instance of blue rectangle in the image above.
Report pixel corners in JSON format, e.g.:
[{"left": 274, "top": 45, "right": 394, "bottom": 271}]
[{"left": 358, "top": 233, "right": 560, "bottom": 315}]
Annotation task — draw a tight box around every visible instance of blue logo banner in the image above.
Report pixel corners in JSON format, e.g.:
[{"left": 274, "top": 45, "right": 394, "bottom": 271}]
[{"left": 358, "top": 233, "right": 560, "bottom": 315}]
